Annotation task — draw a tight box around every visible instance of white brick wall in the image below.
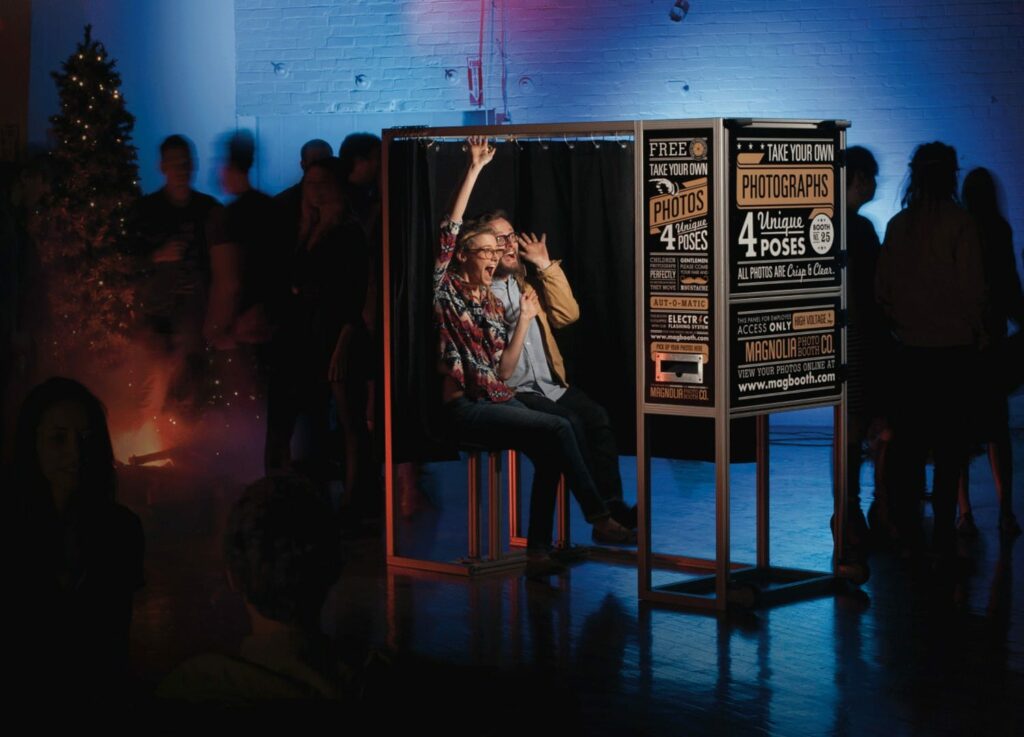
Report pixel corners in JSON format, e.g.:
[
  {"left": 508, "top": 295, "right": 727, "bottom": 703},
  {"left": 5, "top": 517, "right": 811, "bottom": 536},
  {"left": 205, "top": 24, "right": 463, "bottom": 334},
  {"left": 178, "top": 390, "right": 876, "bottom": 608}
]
[{"left": 236, "top": 0, "right": 1024, "bottom": 241}]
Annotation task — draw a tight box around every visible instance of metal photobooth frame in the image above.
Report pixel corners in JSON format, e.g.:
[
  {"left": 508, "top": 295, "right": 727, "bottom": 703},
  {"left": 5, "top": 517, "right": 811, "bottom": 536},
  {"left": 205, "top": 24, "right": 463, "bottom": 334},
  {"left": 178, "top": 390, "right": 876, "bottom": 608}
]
[{"left": 382, "top": 120, "right": 863, "bottom": 610}]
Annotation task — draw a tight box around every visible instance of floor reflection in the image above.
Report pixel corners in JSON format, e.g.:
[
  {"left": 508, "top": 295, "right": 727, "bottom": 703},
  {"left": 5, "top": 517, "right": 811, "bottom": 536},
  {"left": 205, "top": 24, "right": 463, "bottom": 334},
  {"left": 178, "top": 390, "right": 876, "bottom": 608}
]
[{"left": 126, "top": 419, "right": 1024, "bottom": 734}]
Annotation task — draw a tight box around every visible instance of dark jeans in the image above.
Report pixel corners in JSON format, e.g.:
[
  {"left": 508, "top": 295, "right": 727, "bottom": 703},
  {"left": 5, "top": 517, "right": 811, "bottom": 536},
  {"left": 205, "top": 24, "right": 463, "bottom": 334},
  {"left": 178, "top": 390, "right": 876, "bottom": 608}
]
[
  {"left": 888, "top": 345, "right": 977, "bottom": 556},
  {"left": 443, "top": 396, "right": 608, "bottom": 549},
  {"left": 515, "top": 387, "right": 625, "bottom": 507}
]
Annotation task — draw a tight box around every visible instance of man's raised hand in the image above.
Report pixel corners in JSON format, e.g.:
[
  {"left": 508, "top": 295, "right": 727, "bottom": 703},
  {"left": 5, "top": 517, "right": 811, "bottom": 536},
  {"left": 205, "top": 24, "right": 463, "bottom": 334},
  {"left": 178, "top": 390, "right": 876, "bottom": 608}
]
[{"left": 517, "top": 232, "right": 551, "bottom": 271}]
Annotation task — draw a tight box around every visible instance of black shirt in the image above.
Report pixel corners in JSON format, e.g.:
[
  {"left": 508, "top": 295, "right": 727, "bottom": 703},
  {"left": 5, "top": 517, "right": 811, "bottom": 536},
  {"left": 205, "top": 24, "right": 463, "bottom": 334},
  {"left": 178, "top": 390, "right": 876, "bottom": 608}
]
[
  {"left": 131, "top": 188, "right": 226, "bottom": 321},
  {"left": 225, "top": 188, "right": 286, "bottom": 321}
]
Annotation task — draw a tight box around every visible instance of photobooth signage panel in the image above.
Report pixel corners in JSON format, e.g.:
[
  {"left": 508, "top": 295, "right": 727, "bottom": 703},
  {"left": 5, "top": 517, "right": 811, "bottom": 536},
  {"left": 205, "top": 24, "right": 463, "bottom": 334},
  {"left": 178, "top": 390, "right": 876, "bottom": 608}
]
[
  {"left": 729, "top": 296, "right": 843, "bottom": 409},
  {"left": 729, "top": 128, "right": 842, "bottom": 296},
  {"left": 641, "top": 127, "right": 715, "bottom": 408}
]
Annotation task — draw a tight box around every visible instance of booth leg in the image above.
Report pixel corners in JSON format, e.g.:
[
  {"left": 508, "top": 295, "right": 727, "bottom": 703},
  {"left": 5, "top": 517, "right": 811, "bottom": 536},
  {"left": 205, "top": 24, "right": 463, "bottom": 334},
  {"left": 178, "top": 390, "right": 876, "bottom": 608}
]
[
  {"left": 468, "top": 452, "right": 481, "bottom": 560},
  {"left": 715, "top": 410, "right": 731, "bottom": 611},
  {"left": 555, "top": 477, "right": 570, "bottom": 549},
  {"left": 488, "top": 452, "right": 501, "bottom": 561},
  {"left": 638, "top": 414, "right": 652, "bottom": 596},
  {"left": 756, "top": 414, "right": 770, "bottom": 569},
  {"left": 833, "top": 404, "right": 847, "bottom": 565},
  {"left": 507, "top": 450, "right": 521, "bottom": 542}
]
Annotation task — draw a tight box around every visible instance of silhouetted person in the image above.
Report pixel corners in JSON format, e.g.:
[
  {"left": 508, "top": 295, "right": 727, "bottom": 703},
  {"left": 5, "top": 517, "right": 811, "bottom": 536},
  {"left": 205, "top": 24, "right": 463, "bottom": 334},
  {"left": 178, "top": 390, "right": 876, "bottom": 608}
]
[
  {"left": 843, "top": 146, "right": 888, "bottom": 550},
  {"left": 339, "top": 133, "right": 384, "bottom": 517},
  {"left": 264, "top": 158, "right": 371, "bottom": 513},
  {"left": 338, "top": 133, "right": 381, "bottom": 357},
  {"left": 274, "top": 138, "right": 333, "bottom": 256},
  {"left": 206, "top": 130, "right": 283, "bottom": 403},
  {"left": 876, "top": 142, "right": 986, "bottom": 563},
  {"left": 956, "top": 167, "right": 1023, "bottom": 538},
  {"left": 10, "top": 377, "right": 144, "bottom": 701},
  {"left": 281, "top": 140, "right": 333, "bottom": 202},
  {"left": 157, "top": 475, "right": 349, "bottom": 704},
  {"left": 338, "top": 133, "right": 381, "bottom": 241},
  {"left": 131, "top": 135, "right": 226, "bottom": 412}
]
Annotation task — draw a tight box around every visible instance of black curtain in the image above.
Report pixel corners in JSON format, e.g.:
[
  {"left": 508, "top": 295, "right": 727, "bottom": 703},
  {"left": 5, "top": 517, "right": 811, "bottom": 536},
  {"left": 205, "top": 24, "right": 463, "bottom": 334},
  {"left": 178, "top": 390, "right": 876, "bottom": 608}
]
[{"left": 387, "top": 138, "right": 752, "bottom": 464}]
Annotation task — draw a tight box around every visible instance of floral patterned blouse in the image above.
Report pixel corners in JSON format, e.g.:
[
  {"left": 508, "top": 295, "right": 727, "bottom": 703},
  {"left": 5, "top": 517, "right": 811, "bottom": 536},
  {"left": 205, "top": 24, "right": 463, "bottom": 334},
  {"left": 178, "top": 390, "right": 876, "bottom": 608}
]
[{"left": 433, "top": 220, "right": 514, "bottom": 402}]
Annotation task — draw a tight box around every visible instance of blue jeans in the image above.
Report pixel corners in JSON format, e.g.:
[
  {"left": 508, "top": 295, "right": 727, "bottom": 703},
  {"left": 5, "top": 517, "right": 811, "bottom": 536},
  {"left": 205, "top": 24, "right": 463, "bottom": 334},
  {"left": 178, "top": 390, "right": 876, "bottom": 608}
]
[{"left": 443, "top": 397, "right": 608, "bottom": 549}]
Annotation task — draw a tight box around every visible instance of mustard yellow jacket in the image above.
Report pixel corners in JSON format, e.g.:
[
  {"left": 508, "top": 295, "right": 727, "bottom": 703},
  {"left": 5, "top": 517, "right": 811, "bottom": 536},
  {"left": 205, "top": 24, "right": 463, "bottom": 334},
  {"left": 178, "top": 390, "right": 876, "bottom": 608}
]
[{"left": 514, "top": 260, "right": 579, "bottom": 386}]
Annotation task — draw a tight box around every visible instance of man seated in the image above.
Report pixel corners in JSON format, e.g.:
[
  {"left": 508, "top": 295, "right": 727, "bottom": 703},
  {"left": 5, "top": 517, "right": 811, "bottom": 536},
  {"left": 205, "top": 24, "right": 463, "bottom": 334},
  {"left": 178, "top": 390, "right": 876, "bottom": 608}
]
[{"left": 480, "top": 211, "right": 638, "bottom": 537}]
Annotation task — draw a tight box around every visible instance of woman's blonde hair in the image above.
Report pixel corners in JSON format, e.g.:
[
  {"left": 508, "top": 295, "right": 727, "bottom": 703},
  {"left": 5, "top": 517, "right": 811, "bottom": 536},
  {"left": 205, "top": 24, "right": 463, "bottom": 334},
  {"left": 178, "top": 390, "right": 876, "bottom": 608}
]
[{"left": 455, "top": 221, "right": 495, "bottom": 253}]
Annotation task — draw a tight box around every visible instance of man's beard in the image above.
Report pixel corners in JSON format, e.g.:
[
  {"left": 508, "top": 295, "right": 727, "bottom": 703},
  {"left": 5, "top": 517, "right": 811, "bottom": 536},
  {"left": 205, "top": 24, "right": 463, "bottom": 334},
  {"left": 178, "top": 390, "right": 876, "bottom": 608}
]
[{"left": 494, "top": 260, "right": 525, "bottom": 280}]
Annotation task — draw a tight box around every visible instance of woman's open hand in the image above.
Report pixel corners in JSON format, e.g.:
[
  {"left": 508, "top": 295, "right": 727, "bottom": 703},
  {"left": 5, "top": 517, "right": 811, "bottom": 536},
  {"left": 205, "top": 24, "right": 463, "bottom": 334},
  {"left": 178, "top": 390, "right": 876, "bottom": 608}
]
[
  {"left": 519, "top": 286, "right": 540, "bottom": 322},
  {"left": 467, "top": 136, "right": 495, "bottom": 169}
]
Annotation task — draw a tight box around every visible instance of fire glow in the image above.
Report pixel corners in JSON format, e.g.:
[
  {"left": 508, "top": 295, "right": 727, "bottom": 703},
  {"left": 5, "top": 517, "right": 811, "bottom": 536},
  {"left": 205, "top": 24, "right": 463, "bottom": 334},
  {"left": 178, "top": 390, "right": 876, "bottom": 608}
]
[{"left": 112, "top": 415, "right": 185, "bottom": 467}]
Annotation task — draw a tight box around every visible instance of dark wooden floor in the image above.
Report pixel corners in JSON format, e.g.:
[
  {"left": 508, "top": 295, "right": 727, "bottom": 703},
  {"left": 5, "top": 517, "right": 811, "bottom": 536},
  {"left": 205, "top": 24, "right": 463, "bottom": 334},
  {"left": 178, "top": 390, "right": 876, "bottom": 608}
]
[{"left": 125, "top": 402, "right": 1024, "bottom": 735}]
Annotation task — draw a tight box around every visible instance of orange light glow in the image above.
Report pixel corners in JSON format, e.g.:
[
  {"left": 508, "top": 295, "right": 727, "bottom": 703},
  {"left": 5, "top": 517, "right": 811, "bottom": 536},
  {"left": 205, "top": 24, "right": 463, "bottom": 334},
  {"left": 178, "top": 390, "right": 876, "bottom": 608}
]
[{"left": 111, "top": 417, "right": 183, "bottom": 466}]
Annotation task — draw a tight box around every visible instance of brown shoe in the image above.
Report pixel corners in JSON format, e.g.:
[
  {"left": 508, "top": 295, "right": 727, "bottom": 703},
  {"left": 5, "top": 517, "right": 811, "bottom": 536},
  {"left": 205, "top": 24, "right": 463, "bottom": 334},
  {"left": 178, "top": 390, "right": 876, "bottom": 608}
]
[{"left": 591, "top": 517, "right": 637, "bottom": 546}]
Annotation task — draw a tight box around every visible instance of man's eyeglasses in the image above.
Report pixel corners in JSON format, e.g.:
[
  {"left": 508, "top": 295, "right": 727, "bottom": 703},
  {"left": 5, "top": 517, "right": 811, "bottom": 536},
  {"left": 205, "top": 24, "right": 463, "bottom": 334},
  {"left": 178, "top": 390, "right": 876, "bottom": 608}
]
[{"left": 494, "top": 233, "right": 517, "bottom": 249}]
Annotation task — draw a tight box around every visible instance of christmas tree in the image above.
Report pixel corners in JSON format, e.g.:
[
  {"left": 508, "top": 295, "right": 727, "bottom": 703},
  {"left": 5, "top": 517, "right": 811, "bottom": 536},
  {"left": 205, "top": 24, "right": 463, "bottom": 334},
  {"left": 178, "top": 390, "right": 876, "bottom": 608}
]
[{"left": 33, "top": 25, "right": 140, "bottom": 364}]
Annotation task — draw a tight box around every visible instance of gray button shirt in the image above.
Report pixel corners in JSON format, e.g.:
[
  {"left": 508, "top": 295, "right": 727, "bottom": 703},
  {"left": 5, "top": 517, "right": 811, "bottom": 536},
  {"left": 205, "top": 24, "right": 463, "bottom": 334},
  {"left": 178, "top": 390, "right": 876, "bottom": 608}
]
[{"left": 494, "top": 277, "right": 567, "bottom": 401}]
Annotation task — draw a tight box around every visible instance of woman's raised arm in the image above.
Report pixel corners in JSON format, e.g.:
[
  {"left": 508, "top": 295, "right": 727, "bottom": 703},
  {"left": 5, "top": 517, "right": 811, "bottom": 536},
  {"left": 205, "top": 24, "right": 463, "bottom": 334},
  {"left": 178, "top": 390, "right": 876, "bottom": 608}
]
[{"left": 448, "top": 136, "right": 494, "bottom": 224}]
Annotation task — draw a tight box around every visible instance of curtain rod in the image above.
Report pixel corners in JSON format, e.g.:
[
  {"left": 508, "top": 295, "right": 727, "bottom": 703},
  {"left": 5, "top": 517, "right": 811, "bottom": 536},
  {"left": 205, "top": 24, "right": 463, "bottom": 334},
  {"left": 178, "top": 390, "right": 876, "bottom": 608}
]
[{"left": 392, "top": 134, "right": 635, "bottom": 148}]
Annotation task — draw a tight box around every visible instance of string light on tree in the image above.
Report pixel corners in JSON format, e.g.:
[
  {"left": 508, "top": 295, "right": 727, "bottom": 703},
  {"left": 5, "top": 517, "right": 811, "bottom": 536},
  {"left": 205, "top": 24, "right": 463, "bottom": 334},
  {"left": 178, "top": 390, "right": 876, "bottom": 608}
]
[{"left": 31, "top": 24, "right": 140, "bottom": 366}]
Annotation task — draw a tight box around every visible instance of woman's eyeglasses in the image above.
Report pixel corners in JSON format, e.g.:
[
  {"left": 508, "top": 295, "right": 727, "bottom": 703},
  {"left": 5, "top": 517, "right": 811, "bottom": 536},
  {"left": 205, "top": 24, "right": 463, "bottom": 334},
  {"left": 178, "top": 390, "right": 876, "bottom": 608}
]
[{"left": 466, "top": 247, "right": 504, "bottom": 259}]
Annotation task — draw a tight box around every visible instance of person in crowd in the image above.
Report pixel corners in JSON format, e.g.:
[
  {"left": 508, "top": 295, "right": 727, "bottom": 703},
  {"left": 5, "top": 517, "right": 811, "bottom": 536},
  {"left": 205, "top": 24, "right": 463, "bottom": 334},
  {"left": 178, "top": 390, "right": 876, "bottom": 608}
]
[
  {"left": 955, "top": 167, "right": 1023, "bottom": 538},
  {"left": 338, "top": 133, "right": 381, "bottom": 384},
  {"left": 481, "top": 212, "right": 638, "bottom": 538},
  {"left": 205, "top": 130, "right": 282, "bottom": 354},
  {"left": 434, "top": 137, "right": 633, "bottom": 576},
  {"left": 875, "top": 142, "right": 987, "bottom": 563},
  {"left": 842, "top": 146, "right": 890, "bottom": 551},
  {"left": 157, "top": 474, "right": 351, "bottom": 703},
  {"left": 338, "top": 132, "right": 381, "bottom": 242},
  {"left": 274, "top": 138, "right": 334, "bottom": 254},
  {"left": 10, "top": 377, "right": 144, "bottom": 699},
  {"left": 339, "top": 133, "right": 386, "bottom": 518},
  {"left": 131, "top": 135, "right": 227, "bottom": 412},
  {"left": 264, "top": 157, "right": 371, "bottom": 517},
  {"left": 278, "top": 139, "right": 334, "bottom": 204}
]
